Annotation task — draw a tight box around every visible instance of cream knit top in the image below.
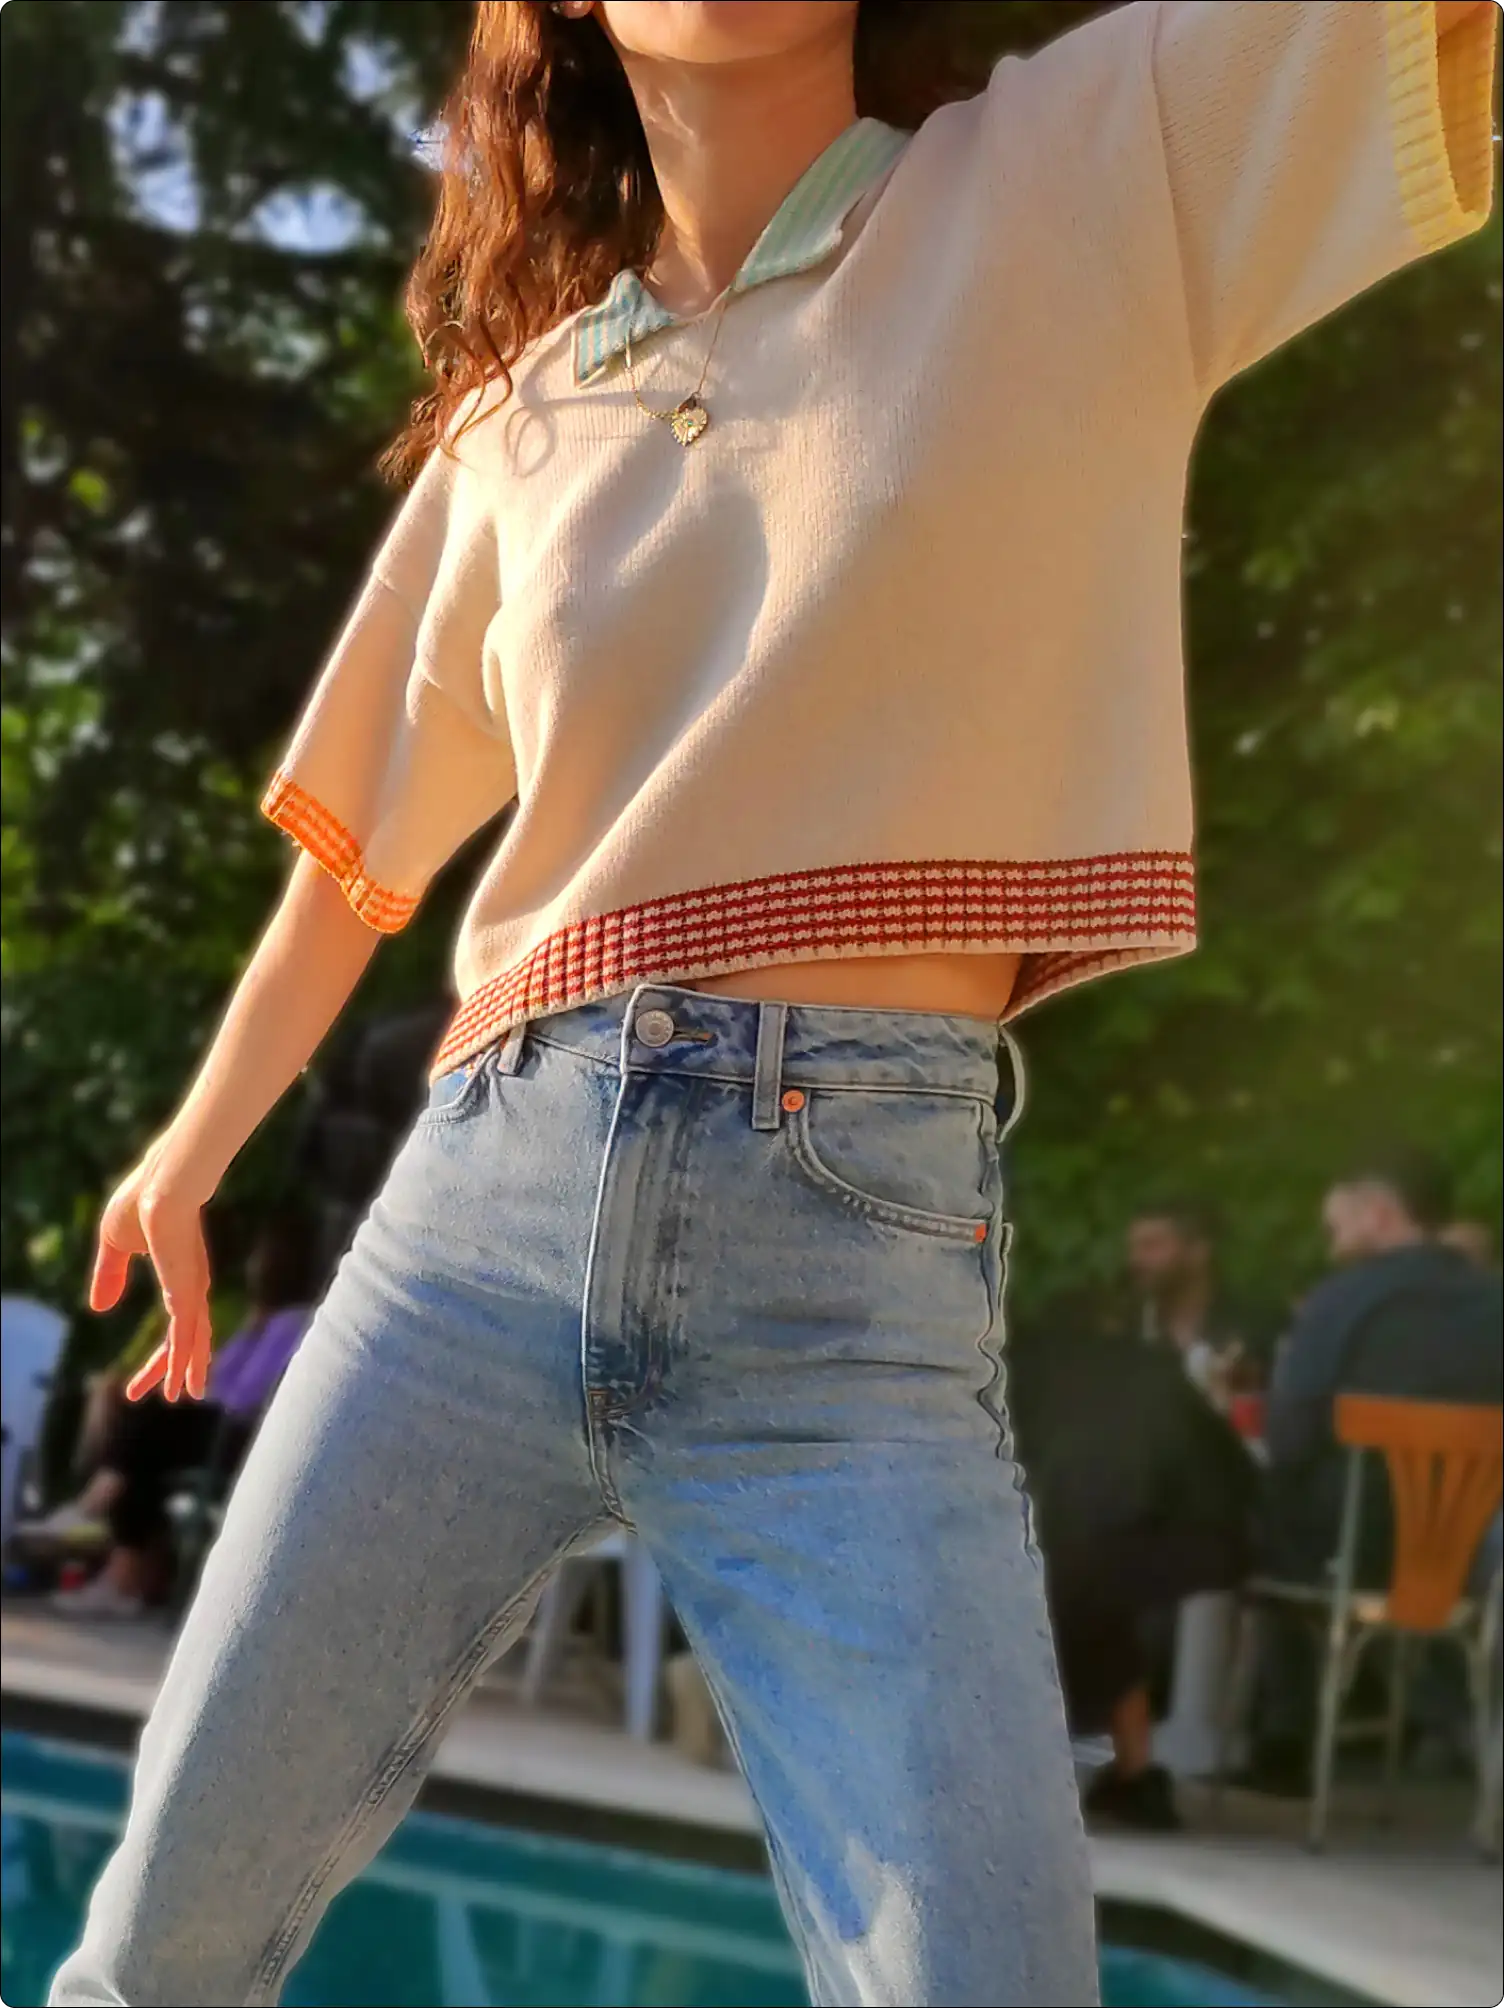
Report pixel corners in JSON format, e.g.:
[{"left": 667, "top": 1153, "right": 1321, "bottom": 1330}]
[{"left": 261, "top": 0, "right": 1497, "bottom": 1077}]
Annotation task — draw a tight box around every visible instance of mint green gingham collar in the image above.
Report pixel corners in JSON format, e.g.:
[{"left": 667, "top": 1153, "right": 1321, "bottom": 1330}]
[{"left": 573, "top": 117, "right": 909, "bottom": 386}]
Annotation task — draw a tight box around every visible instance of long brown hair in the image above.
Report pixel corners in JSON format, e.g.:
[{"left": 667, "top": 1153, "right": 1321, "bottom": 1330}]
[{"left": 385, "top": 0, "right": 979, "bottom": 479}]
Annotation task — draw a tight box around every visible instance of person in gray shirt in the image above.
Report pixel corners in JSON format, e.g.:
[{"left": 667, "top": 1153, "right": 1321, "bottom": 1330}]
[{"left": 1245, "top": 1154, "right": 1502, "bottom": 1791}]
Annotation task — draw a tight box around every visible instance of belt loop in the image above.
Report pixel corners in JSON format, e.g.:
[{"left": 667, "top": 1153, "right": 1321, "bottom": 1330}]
[
  {"left": 750, "top": 1003, "right": 788, "bottom": 1131},
  {"left": 995, "top": 1025, "right": 1027, "bottom": 1144},
  {"left": 495, "top": 1024, "right": 527, "bottom": 1077}
]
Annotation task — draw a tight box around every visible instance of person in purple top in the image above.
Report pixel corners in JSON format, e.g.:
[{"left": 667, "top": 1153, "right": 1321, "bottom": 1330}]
[
  {"left": 49, "top": 1210, "right": 319, "bottom": 1619},
  {"left": 204, "top": 1304, "right": 309, "bottom": 1422}
]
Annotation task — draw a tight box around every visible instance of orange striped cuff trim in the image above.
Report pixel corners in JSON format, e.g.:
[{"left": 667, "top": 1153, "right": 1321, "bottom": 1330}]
[
  {"left": 260, "top": 773, "right": 419, "bottom": 933},
  {"left": 1385, "top": 1, "right": 1497, "bottom": 257},
  {"left": 431, "top": 852, "right": 1196, "bottom": 1075}
]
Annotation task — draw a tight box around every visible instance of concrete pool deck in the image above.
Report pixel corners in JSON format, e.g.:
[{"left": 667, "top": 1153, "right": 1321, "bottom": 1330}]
[{"left": 3, "top": 1600, "right": 1499, "bottom": 2008}]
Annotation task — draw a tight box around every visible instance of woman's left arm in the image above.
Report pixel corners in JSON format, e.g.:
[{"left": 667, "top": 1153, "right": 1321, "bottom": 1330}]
[{"left": 1147, "top": 0, "right": 1497, "bottom": 396}]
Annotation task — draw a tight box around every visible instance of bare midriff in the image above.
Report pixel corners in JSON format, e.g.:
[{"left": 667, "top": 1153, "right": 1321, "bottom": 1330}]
[{"left": 685, "top": 950, "right": 1021, "bottom": 1023}]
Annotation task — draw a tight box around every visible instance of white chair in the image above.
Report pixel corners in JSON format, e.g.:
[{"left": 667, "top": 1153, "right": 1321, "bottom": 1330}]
[
  {"left": 520, "top": 1529, "right": 666, "bottom": 1739},
  {"left": 1, "top": 1296, "right": 69, "bottom": 1554}
]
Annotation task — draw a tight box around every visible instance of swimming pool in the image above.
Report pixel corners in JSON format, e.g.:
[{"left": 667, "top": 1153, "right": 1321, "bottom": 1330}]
[{"left": 2, "top": 1728, "right": 1284, "bottom": 2005}]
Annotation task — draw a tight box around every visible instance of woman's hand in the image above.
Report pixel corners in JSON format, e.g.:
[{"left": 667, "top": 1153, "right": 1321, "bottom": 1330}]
[
  {"left": 90, "top": 1141, "right": 217, "bottom": 1405},
  {"left": 84, "top": 852, "right": 384, "bottom": 1406}
]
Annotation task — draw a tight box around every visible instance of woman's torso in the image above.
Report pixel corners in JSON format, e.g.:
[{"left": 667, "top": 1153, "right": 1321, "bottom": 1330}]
[{"left": 687, "top": 949, "right": 1020, "bottom": 1020}]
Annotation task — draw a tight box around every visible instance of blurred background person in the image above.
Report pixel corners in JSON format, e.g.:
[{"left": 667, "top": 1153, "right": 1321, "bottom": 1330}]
[
  {"left": 1243, "top": 1152, "right": 1504, "bottom": 1791},
  {"left": 291, "top": 998, "right": 455, "bottom": 1280},
  {"left": 1011, "top": 1289, "right": 1259, "bottom": 1832},
  {"left": 37, "top": 1208, "right": 321, "bottom": 1618},
  {"left": 1125, "top": 1202, "right": 1266, "bottom": 1414}
]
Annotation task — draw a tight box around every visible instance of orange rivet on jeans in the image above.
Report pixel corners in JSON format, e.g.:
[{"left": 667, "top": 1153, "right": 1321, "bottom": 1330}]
[
  {"left": 781, "top": 1089, "right": 806, "bottom": 1113},
  {"left": 974, "top": 1223, "right": 988, "bottom": 1242}
]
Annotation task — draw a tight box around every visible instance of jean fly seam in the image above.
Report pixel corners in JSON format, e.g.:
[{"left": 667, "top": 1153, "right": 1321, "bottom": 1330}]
[
  {"left": 248, "top": 1523, "right": 598, "bottom": 2002},
  {"left": 579, "top": 1031, "right": 635, "bottom": 1512},
  {"left": 642, "top": 1071, "right": 700, "bottom": 1400},
  {"left": 584, "top": 1417, "right": 630, "bottom": 1519}
]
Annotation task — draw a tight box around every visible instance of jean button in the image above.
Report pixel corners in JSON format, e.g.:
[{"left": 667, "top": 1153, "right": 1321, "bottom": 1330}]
[{"left": 634, "top": 1008, "right": 675, "bottom": 1048}]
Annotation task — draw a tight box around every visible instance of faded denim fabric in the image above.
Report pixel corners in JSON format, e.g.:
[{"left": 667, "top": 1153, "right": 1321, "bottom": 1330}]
[{"left": 51, "top": 985, "right": 1097, "bottom": 2008}]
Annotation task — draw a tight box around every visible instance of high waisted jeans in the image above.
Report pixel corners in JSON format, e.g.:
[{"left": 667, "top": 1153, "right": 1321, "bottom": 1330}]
[{"left": 50, "top": 986, "right": 1097, "bottom": 2008}]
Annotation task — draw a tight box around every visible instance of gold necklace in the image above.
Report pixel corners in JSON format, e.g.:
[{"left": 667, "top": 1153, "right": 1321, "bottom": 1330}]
[{"left": 624, "top": 289, "right": 732, "bottom": 447}]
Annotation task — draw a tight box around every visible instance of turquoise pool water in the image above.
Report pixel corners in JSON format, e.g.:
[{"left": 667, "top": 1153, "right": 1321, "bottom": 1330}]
[{"left": 2, "top": 1730, "right": 1276, "bottom": 2006}]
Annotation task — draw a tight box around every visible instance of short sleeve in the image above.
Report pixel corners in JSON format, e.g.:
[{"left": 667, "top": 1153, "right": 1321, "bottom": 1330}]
[
  {"left": 260, "top": 445, "right": 516, "bottom": 931},
  {"left": 1150, "top": 0, "right": 1497, "bottom": 394}
]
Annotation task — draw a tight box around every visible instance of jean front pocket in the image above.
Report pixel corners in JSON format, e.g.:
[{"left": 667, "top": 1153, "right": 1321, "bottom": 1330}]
[
  {"left": 784, "top": 1088, "right": 995, "bottom": 1241},
  {"left": 416, "top": 1046, "right": 497, "bottom": 1129}
]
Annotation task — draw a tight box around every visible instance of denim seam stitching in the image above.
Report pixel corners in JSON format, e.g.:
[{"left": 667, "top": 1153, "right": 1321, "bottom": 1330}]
[
  {"left": 665, "top": 1628, "right": 826, "bottom": 1999},
  {"left": 781, "top": 1081, "right": 992, "bottom": 1105},
  {"left": 973, "top": 1138, "right": 1010, "bottom": 1451},
  {"left": 249, "top": 1522, "right": 598, "bottom": 2001},
  {"left": 582, "top": 1399, "right": 631, "bottom": 1519},
  {"left": 785, "top": 1103, "right": 991, "bottom": 1240},
  {"left": 645, "top": 1072, "right": 699, "bottom": 1396},
  {"left": 525, "top": 1032, "right": 621, "bottom": 1072},
  {"left": 526, "top": 1031, "right": 993, "bottom": 1103},
  {"left": 579, "top": 1044, "right": 634, "bottom": 1512},
  {"left": 972, "top": 1216, "right": 1043, "bottom": 1567},
  {"left": 413, "top": 1047, "right": 499, "bottom": 1128}
]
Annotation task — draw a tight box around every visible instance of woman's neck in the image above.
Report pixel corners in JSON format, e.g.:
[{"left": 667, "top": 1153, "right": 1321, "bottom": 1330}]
[{"left": 616, "top": 37, "right": 858, "bottom": 317}]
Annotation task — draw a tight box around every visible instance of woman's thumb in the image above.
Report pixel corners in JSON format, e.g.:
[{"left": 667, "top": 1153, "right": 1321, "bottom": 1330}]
[{"left": 89, "top": 1240, "right": 132, "bottom": 1313}]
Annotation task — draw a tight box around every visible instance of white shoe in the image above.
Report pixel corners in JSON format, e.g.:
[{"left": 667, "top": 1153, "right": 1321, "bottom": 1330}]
[
  {"left": 49, "top": 1574, "right": 146, "bottom": 1620},
  {"left": 21, "top": 1498, "right": 109, "bottom": 1546}
]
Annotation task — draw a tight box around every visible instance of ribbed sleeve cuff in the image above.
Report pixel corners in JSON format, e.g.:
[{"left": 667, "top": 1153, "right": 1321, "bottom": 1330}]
[
  {"left": 260, "top": 772, "right": 419, "bottom": 933},
  {"left": 1386, "top": 0, "right": 1498, "bottom": 256}
]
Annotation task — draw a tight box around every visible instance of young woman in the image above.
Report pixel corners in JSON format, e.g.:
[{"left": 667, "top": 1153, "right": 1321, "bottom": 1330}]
[{"left": 52, "top": 3, "right": 1495, "bottom": 2003}]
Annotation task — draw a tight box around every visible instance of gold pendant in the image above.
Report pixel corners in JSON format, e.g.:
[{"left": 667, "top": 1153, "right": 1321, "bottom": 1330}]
[{"left": 668, "top": 397, "right": 709, "bottom": 447}]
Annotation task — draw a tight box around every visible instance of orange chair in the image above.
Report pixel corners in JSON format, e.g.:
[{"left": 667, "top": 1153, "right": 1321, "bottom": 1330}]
[{"left": 1227, "top": 1396, "right": 1502, "bottom": 1852}]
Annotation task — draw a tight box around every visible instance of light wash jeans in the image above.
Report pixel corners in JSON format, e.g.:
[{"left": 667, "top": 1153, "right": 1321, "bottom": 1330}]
[{"left": 50, "top": 985, "right": 1097, "bottom": 2008}]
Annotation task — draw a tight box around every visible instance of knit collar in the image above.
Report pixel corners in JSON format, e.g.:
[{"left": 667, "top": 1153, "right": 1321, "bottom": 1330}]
[{"left": 573, "top": 116, "right": 909, "bottom": 385}]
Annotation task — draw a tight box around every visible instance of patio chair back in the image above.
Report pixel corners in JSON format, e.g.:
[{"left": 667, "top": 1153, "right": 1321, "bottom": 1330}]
[
  {"left": 1335, "top": 1395, "right": 1503, "bottom": 1630},
  {"left": 1, "top": 1296, "right": 69, "bottom": 1552}
]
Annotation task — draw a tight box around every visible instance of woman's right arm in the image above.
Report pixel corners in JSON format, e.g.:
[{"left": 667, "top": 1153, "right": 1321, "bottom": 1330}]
[
  {"left": 91, "top": 852, "right": 383, "bottom": 1405},
  {"left": 104, "top": 439, "right": 515, "bottom": 1401}
]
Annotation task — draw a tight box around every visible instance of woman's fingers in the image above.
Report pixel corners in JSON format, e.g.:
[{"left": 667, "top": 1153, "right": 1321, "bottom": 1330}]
[
  {"left": 89, "top": 1239, "right": 134, "bottom": 1314},
  {"left": 161, "top": 1296, "right": 211, "bottom": 1404},
  {"left": 121, "top": 1321, "right": 212, "bottom": 1404},
  {"left": 90, "top": 1188, "right": 149, "bottom": 1312},
  {"left": 125, "top": 1325, "right": 210, "bottom": 1404},
  {"left": 162, "top": 1300, "right": 211, "bottom": 1404},
  {"left": 96, "top": 1155, "right": 214, "bottom": 1404},
  {"left": 126, "top": 1344, "right": 170, "bottom": 1403},
  {"left": 185, "top": 1309, "right": 212, "bottom": 1402},
  {"left": 140, "top": 1189, "right": 211, "bottom": 1404}
]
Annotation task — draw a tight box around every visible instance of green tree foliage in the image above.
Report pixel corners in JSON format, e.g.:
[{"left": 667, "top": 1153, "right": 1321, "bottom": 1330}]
[
  {"left": 2, "top": 0, "right": 471, "bottom": 1321},
  {"left": 2, "top": 1, "right": 1499, "bottom": 1348}
]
